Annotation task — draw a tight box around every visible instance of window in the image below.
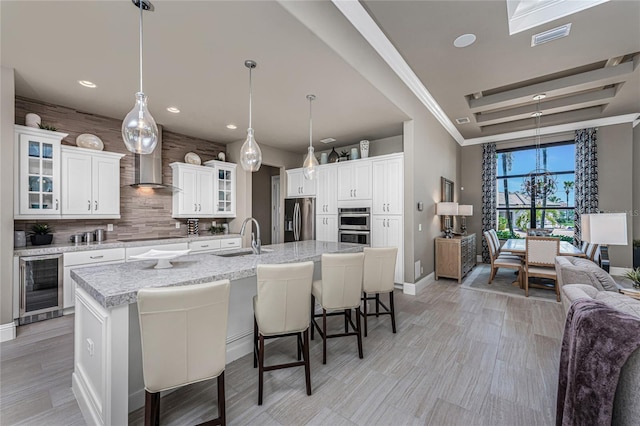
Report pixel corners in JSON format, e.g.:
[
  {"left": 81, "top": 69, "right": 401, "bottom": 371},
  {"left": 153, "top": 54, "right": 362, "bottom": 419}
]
[{"left": 496, "top": 142, "right": 575, "bottom": 242}]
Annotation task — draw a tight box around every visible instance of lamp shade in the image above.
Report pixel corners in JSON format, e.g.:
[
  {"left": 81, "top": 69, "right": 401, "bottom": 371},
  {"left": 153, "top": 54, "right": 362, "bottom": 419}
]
[
  {"left": 436, "top": 202, "right": 458, "bottom": 216},
  {"left": 581, "top": 213, "right": 628, "bottom": 245},
  {"left": 458, "top": 205, "right": 473, "bottom": 216}
]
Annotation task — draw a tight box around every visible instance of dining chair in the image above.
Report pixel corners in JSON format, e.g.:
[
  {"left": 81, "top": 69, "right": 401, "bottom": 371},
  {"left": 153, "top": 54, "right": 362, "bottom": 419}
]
[
  {"left": 360, "top": 247, "right": 398, "bottom": 337},
  {"left": 483, "top": 231, "right": 523, "bottom": 285},
  {"left": 488, "top": 229, "right": 519, "bottom": 258},
  {"left": 253, "top": 262, "right": 314, "bottom": 405},
  {"left": 311, "top": 252, "right": 364, "bottom": 364},
  {"left": 583, "top": 242, "right": 599, "bottom": 262},
  {"left": 524, "top": 236, "right": 561, "bottom": 301},
  {"left": 137, "top": 279, "right": 230, "bottom": 426}
]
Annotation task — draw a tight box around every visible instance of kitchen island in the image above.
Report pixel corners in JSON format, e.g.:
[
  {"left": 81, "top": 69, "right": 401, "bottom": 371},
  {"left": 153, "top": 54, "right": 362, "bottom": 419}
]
[{"left": 70, "top": 241, "right": 362, "bottom": 425}]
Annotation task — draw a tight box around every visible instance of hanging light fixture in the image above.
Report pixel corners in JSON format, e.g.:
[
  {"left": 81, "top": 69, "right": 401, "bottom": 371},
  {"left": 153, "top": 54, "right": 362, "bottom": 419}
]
[
  {"left": 302, "top": 94, "right": 319, "bottom": 180},
  {"left": 239, "top": 60, "right": 262, "bottom": 172},
  {"left": 122, "top": 0, "right": 158, "bottom": 155},
  {"left": 521, "top": 94, "right": 556, "bottom": 203}
]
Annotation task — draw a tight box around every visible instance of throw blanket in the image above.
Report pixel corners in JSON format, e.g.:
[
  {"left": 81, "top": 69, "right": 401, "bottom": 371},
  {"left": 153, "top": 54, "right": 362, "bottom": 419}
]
[{"left": 556, "top": 299, "right": 640, "bottom": 426}]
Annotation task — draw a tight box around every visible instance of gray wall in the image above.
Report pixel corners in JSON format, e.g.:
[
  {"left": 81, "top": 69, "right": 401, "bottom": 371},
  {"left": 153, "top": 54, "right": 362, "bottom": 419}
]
[
  {"left": 634, "top": 124, "right": 640, "bottom": 243},
  {"left": 1, "top": 67, "right": 15, "bottom": 327},
  {"left": 460, "top": 125, "right": 636, "bottom": 268}
]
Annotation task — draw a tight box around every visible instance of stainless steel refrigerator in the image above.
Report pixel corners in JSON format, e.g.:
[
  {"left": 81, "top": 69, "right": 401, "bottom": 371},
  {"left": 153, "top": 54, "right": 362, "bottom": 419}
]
[{"left": 284, "top": 198, "right": 315, "bottom": 242}]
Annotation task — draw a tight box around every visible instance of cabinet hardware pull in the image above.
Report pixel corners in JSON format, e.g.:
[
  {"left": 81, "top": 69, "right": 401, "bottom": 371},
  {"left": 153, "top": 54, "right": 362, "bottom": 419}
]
[
  {"left": 199, "top": 203, "right": 201, "bottom": 211},
  {"left": 350, "top": 189, "right": 353, "bottom": 197},
  {"left": 354, "top": 189, "right": 357, "bottom": 197},
  {"left": 55, "top": 199, "right": 59, "bottom": 210},
  {"left": 95, "top": 200, "right": 98, "bottom": 211},
  {"left": 90, "top": 255, "right": 104, "bottom": 259},
  {"left": 201, "top": 245, "right": 209, "bottom": 248},
  {"left": 88, "top": 200, "right": 91, "bottom": 211},
  {"left": 194, "top": 203, "right": 197, "bottom": 211},
  {"left": 19, "top": 265, "right": 25, "bottom": 310}
]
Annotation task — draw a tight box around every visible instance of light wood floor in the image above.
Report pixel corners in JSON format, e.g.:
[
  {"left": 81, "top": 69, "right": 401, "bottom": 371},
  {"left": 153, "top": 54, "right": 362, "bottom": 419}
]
[{"left": 1, "top": 280, "right": 565, "bottom": 425}]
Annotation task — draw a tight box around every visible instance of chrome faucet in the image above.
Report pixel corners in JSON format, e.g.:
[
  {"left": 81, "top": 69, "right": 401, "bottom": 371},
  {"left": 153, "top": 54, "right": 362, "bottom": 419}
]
[{"left": 240, "top": 217, "right": 261, "bottom": 255}]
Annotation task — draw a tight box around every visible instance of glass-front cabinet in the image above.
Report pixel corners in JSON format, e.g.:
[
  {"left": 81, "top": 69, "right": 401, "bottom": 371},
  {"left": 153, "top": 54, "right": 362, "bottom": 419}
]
[
  {"left": 15, "top": 125, "right": 67, "bottom": 218},
  {"left": 204, "top": 159, "right": 237, "bottom": 218}
]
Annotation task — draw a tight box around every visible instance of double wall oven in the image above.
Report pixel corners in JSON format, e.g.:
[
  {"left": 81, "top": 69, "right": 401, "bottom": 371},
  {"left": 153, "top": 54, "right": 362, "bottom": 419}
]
[{"left": 338, "top": 207, "right": 370, "bottom": 245}]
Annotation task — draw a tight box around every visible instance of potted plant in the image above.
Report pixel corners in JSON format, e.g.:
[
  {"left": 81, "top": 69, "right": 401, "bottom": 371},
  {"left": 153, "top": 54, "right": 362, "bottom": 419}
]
[
  {"left": 30, "top": 223, "right": 54, "bottom": 246},
  {"left": 339, "top": 150, "right": 349, "bottom": 162},
  {"left": 624, "top": 267, "right": 640, "bottom": 289},
  {"left": 634, "top": 239, "right": 640, "bottom": 269}
]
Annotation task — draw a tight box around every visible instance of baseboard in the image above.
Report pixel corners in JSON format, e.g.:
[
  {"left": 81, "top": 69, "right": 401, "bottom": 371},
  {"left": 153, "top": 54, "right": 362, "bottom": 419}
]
[
  {"left": 610, "top": 266, "right": 631, "bottom": 276},
  {"left": 72, "top": 371, "right": 103, "bottom": 426},
  {"left": 0, "top": 321, "right": 16, "bottom": 342},
  {"left": 403, "top": 272, "right": 435, "bottom": 296}
]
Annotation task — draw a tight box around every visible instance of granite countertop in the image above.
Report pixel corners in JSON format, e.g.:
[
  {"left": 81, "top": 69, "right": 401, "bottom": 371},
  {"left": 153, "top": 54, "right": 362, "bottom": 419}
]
[
  {"left": 71, "top": 241, "right": 363, "bottom": 309},
  {"left": 13, "top": 234, "right": 242, "bottom": 257}
]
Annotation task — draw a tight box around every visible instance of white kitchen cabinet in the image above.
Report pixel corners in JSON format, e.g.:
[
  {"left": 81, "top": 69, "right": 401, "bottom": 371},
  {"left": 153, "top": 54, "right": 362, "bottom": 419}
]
[
  {"left": 171, "top": 162, "right": 215, "bottom": 218},
  {"left": 63, "top": 248, "right": 125, "bottom": 313},
  {"left": 14, "top": 125, "right": 67, "bottom": 218},
  {"left": 204, "top": 160, "right": 237, "bottom": 218},
  {"left": 316, "top": 164, "right": 338, "bottom": 215},
  {"left": 337, "top": 160, "right": 372, "bottom": 201},
  {"left": 286, "top": 168, "right": 317, "bottom": 197},
  {"left": 371, "top": 215, "right": 404, "bottom": 284},
  {"left": 372, "top": 155, "right": 403, "bottom": 215},
  {"left": 316, "top": 214, "right": 338, "bottom": 242},
  {"left": 189, "top": 237, "right": 241, "bottom": 253},
  {"left": 60, "top": 146, "right": 124, "bottom": 218}
]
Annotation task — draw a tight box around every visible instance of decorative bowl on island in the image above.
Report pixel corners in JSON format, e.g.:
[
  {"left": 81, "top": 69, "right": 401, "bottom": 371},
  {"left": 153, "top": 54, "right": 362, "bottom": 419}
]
[{"left": 128, "top": 249, "right": 191, "bottom": 269}]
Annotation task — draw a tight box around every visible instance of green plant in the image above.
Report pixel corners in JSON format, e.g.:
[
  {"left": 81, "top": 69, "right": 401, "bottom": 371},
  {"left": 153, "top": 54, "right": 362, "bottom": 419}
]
[
  {"left": 634, "top": 239, "right": 640, "bottom": 248},
  {"left": 339, "top": 150, "right": 349, "bottom": 157},
  {"left": 624, "top": 267, "right": 640, "bottom": 288},
  {"left": 495, "top": 230, "right": 520, "bottom": 240},
  {"left": 208, "top": 225, "right": 226, "bottom": 235},
  {"left": 30, "top": 223, "right": 53, "bottom": 235},
  {"left": 37, "top": 123, "right": 58, "bottom": 132}
]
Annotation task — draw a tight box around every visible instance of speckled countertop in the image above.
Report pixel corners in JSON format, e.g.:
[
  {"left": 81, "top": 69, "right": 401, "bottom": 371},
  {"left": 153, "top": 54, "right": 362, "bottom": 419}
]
[
  {"left": 71, "top": 241, "right": 363, "bottom": 309},
  {"left": 13, "top": 234, "right": 241, "bottom": 256}
]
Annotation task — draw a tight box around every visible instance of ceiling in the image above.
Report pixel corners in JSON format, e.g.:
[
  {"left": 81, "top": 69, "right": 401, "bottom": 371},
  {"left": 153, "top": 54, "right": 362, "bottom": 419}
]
[{"left": 2, "top": 1, "right": 639, "bottom": 152}]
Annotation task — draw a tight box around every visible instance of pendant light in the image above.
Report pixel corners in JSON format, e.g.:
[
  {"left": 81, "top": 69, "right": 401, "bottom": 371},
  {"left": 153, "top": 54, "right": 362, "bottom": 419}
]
[
  {"left": 121, "top": 0, "right": 158, "bottom": 155},
  {"left": 302, "top": 94, "right": 319, "bottom": 180},
  {"left": 240, "top": 60, "right": 262, "bottom": 172},
  {"left": 522, "top": 94, "right": 556, "bottom": 202}
]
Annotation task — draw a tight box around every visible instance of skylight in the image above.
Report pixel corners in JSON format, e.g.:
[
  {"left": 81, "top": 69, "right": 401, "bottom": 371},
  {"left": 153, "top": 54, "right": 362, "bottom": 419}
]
[{"left": 506, "top": 0, "right": 610, "bottom": 35}]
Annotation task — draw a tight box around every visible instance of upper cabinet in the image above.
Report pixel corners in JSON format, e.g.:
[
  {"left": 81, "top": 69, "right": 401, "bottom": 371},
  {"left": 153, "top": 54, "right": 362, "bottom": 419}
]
[
  {"left": 204, "top": 160, "right": 237, "bottom": 218},
  {"left": 171, "top": 162, "right": 216, "bottom": 218},
  {"left": 316, "top": 164, "right": 338, "bottom": 215},
  {"left": 15, "top": 125, "right": 66, "bottom": 218},
  {"left": 286, "top": 168, "right": 317, "bottom": 197},
  {"left": 372, "top": 155, "right": 403, "bottom": 215},
  {"left": 60, "top": 146, "right": 125, "bottom": 218},
  {"left": 337, "top": 159, "right": 372, "bottom": 201}
]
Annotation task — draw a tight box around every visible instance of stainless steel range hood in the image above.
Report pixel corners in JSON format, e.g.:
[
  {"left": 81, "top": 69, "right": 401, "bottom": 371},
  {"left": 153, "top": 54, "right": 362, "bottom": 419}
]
[{"left": 130, "top": 128, "right": 174, "bottom": 190}]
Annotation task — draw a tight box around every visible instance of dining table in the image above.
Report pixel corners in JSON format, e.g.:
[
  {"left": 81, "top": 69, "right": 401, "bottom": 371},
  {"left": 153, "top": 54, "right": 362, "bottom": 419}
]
[{"left": 502, "top": 238, "right": 585, "bottom": 257}]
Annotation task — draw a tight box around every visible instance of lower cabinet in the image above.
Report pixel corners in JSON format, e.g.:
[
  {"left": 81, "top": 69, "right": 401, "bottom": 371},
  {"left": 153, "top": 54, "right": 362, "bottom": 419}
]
[
  {"left": 189, "top": 237, "right": 241, "bottom": 253},
  {"left": 63, "top": 248, "right": 125, "bottom": 312},
  {"left": 316, "top": 215, "right": 338, "bottom": 242},
  {"left": 371, "top": 215, "right": 404, "bottom": 284},
  {"left": 435, "top": 234, "right": 476, "bottom": 283}
]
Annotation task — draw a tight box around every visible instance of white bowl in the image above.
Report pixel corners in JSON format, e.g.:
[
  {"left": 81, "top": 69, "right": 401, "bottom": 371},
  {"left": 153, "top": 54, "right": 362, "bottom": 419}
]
[
  {"left": 76, "top": 134, "right": 104, "bottom": 150},
  {"left": 184, "top": 152, "right": 202, "bottom": 165}
]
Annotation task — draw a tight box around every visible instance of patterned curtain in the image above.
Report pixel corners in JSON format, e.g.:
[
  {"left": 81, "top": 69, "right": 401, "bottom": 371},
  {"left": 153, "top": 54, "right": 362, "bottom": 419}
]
[
  {"left": 481, "top": 143, "right": 497, "bottom": 263},
  {"left": 574, "top": 128, "right": 598, "bottom": 247}
]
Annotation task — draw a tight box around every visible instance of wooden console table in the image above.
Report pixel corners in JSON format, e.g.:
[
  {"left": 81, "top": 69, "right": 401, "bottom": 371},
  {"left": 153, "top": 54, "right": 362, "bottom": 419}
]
[{"left": 435, "top": 234, "right": 476, "bottom": 283}]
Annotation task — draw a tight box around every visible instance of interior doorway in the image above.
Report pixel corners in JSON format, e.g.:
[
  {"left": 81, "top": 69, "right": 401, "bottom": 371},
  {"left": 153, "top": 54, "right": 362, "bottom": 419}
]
[
  {"left": 251, "top": 164, "right": 280, "bottom": 245},
  {"left": 271, "top": 176, "right": 281, "bottom": 244}
]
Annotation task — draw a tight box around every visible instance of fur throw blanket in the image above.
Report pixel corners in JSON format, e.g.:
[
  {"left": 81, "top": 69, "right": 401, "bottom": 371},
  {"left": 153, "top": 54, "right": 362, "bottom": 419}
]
[{"left": 556, "top": 299, "right": 640, "bottom": 426}]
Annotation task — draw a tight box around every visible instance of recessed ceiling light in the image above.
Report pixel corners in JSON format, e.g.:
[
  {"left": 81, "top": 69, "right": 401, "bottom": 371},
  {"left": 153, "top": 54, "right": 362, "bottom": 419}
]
[
  {"left": 453, "top": 34, "right": 476, "bottom": 48},
  {"left": 531, "top": 111, "right": 543, "bottom": 117},
  {"left": 320, "top": 137, "right": 336, "bottom": 144},
  {"left": 226, "top": 124, "right": 237, "bottom": 130},
  {"left": 78, "top": 80, "right": 97, "bottom": 88},
  {"left": 166, "top": 107, "right": 180, "bottom": 113},
  {"left": 455, "top": 117, "right": 471, "bottom": 124},
  {"left": 532, "top": 94, "right": 546, "bottom": 101}
]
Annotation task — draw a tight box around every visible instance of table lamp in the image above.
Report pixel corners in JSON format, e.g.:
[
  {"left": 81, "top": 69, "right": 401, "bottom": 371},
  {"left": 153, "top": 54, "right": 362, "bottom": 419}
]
[
  {"left": 581, "top": 212, "right": 628, "bottom": 272},
  {"left": 437, "top": 202, "right": 458, "bottom": 238},
  {"left": 458, "top": 205, "right": 473, "bottom": 235}
]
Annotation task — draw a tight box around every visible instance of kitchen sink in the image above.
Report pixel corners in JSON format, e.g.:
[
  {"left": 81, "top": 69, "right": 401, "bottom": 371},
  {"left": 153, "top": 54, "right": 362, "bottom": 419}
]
[{"left": 214, "top": 248, "right": 273, "bottom": 258}]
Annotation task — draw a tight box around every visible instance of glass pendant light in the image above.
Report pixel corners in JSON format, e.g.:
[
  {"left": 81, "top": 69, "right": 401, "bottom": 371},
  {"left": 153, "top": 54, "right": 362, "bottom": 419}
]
[
  {"left": 121, "top": 0, "right": 158, "bottom": 155},
  {"left": 240, "top": 60, "right": 262, "bottom": 172},
  {"left": 302, "top": 94, "right": 319, "bottom": 180}
]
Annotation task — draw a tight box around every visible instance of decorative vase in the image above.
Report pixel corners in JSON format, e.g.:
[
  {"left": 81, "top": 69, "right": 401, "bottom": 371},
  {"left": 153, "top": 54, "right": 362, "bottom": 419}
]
[
  {"left": 25, "top": 113, "right": 41, "bottom": 128},
  {"left": 30, "top": 234, "right": 53, "bottom": 246},
  {"left": 350, "top": 147, "right": 359, "bottom": 160},
  {"left": 320, "top": 152, "right": 328, "bottom": 164},
  {"left": 359, "top": 140, "right": 370, "bottom": 158},
  {"left": 328, "top": 147, "right": 339, "bottom": 163}
]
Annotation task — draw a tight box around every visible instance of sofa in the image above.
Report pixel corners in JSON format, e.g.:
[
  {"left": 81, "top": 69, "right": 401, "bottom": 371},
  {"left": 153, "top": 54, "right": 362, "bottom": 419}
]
[{"left": 555, "top": 255, "right": 619, "bottom": 292}]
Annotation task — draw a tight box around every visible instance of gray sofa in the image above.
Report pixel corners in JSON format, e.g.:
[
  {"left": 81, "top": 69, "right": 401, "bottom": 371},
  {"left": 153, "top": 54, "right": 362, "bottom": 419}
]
[
  {"left": 561, "top": 284, "right": 640, "bottom": 425},
  {"left": 555, "top": 255, "right": 619, "bottom": 292}
]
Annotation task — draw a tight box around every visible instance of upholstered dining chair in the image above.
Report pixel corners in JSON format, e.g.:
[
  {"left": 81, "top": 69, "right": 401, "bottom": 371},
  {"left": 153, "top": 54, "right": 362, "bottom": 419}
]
[
  {"left": 488, "top": 229, "right": 519, "bottom": 258},
  {"left": 137, "top": 279, "right": 230, "bottom": 426},
  {"left": 253, "top": 262, "right": 314, "bottom": 405},
  {"left": 311, "top": 252, "right": 364, "bottom": 364},
  {"left": 525, "top": 236, "right": 561, "bottom": 301},
  {"left": 483, "top": 231, "right": 523, "bottom": 285},
  {"left": 360, "top": 247, "right": 398, "bottom": 337}
]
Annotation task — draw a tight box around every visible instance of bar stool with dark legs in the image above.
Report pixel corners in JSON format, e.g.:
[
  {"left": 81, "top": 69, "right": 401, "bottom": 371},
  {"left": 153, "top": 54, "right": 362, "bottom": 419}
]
[
  {"left": 360, "top": 247, "right": 398, "bottom": 337},
  {"left": 253, "top": 262, "right": 314, "bottom": 405},
  {"left": 311, "top": 252, "right": 364, "bottom": 364},
  {"left": 137, "top": 279, "right": 230, "bottom": 426}
]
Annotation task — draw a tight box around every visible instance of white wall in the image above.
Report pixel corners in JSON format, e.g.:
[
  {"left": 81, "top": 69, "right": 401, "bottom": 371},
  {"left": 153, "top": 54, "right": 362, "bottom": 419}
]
[{"left": 1, "top": 67, "right": 15, "bottom": 331}]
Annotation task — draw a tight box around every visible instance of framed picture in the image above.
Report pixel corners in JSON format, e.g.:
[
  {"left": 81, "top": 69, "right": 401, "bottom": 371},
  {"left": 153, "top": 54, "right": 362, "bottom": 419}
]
[{"left": 441, "top": 177, "right": 454, "bottom": 230}]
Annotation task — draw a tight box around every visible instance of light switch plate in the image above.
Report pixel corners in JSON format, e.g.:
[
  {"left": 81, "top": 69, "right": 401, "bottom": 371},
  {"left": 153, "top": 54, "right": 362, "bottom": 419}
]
[
  {"left": 107, "top": 224, "right": 114, "bottom": 231},
  {"left": 175, "top": 222, "right": 181, "bottom": 229},
  {"left": 418, "top": 224, "right": 422, "bottom": 231}
]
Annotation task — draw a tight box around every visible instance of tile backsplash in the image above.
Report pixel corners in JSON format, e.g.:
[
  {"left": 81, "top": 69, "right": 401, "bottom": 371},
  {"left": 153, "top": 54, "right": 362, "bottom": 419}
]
[{"left": 15, "top": 97, "right": 228, "bottom": 244}]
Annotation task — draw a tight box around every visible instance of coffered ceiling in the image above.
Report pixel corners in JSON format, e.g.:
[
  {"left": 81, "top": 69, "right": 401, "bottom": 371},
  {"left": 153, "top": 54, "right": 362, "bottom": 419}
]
[{"left": 2, "top": 1, "right": 639, "bottom": 152}]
